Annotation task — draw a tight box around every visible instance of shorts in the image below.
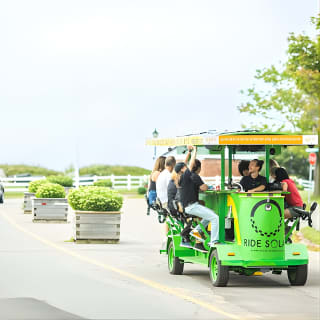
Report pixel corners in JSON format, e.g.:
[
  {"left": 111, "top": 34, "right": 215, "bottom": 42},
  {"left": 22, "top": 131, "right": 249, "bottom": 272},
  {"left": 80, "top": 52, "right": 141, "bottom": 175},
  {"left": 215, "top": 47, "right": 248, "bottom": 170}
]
[
  {"left": 148, "top": 190, "right": 157, "bottom": 205},
  {"left": 287, "top": 206, "right": 303, "bottom": 218}
]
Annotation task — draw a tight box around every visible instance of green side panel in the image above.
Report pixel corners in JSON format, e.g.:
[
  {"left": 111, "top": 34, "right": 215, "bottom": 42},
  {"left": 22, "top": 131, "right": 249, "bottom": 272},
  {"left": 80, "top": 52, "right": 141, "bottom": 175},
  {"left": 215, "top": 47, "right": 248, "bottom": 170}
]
[
  {"left": 231, "top": 192, "right": 286, "bottom": 261},
  {"left": 172, "top": 235, "right": 196, "bottom": 258},
  {"left": 180, "top": 252, "right": 209, "bottom": 266},
  {"left": 217, "top": 243, "right": 308, "bottom": 267}
]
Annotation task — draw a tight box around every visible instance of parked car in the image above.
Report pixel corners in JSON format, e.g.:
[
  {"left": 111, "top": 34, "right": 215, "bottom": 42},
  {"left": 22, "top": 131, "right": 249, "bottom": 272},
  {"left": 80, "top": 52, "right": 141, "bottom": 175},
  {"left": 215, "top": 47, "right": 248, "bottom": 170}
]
[{"left": 0, "top": 182, "right": 4, "bottom": 203}]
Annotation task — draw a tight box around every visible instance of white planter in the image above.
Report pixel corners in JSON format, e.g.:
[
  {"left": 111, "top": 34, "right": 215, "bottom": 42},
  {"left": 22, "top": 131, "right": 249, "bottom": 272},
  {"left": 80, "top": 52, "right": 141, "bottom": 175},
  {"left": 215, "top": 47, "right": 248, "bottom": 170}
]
[
  {"left": 64, "top": 187, "right": 73, "bottom": 196},
  {"left": 74, "top": 211, "right": 121, "bottom": 242},
  {"left": 32, "top": 198, "right": 68, "bottom": 222},
  {"left": 24, "top": 192, "right": 35, "bottom": 214}
]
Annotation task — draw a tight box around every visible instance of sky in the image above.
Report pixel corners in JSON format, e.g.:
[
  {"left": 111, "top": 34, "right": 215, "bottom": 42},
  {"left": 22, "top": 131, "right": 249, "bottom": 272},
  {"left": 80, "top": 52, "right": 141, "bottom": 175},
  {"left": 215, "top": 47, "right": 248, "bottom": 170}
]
[{"left": 0, "top": 0, "right": 318, "bottom": 172}]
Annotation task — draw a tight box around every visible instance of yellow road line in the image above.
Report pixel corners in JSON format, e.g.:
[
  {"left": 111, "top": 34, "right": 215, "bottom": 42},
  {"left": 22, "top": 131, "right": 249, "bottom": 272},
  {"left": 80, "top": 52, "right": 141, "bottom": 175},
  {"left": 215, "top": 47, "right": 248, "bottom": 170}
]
[{"left": 1, "top": 212, "right": 242, "bottom": 320}]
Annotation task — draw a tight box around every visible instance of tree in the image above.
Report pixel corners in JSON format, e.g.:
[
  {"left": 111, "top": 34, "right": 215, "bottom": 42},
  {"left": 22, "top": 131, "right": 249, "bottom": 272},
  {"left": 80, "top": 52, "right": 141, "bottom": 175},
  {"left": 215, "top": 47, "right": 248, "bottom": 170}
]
[{"left": 238, "top": 15, "right": 320, "bottom": 196}]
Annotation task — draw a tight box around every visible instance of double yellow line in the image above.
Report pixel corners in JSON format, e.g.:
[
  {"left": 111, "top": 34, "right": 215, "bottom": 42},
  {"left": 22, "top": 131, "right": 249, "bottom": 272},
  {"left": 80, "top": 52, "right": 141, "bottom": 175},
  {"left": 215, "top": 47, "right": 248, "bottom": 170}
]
[{"left": 1, "top": 211, "right": 243, "bottom": 320}]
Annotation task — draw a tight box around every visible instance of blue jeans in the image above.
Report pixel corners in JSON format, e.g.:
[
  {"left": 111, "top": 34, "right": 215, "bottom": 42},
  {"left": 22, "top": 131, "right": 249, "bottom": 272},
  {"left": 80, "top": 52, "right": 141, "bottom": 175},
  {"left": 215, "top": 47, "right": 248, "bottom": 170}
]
[{"left": 185, "top": 202, "right": 219, "bottom": 242}]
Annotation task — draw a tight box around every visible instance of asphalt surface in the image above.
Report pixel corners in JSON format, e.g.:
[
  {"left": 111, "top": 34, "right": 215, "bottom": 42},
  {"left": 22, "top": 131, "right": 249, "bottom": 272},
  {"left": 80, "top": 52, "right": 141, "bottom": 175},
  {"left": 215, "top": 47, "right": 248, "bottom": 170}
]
[{"left": 0, "top": 198, "right": 319, "bottom": 320}]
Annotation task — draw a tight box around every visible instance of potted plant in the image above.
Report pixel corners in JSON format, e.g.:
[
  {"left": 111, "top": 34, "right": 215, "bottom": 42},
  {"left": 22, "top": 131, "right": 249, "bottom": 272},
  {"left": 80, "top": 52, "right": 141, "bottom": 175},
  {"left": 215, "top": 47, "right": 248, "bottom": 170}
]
[
  {"left": 32, "top": 183, "right": 68, "bottom": 222},
  {"left": 47, "top": 175, "right": 74, "bottom": 195},
  {"left": 67, "top": 186, "right": 123, "bottom": 243},
  {"left": 24, "top": 179, "right": 49, "bottom": 214}
]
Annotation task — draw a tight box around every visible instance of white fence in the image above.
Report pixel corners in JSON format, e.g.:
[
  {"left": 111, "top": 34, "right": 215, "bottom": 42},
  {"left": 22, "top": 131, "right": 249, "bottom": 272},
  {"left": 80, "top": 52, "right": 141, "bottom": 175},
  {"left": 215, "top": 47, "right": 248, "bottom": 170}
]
[
  {"left": 0, "top": 175, "right": 315, "bottom": 192},
  {"left": 0, "top": 175, "right": 149, "bottom": 192}
]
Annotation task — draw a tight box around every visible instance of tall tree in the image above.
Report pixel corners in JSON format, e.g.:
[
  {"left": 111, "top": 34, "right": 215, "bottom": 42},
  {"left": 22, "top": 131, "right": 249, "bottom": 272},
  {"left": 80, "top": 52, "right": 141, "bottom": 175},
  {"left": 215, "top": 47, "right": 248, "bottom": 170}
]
[{"left": 239, "top": 15, "right": 320, "bottom": 196}]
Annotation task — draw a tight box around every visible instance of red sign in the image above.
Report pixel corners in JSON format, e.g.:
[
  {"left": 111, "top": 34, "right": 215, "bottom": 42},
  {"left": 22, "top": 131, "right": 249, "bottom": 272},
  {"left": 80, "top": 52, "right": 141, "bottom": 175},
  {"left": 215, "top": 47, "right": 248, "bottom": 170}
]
[{"left": 309, "top": 153, "right": 317, "bottom": 165}]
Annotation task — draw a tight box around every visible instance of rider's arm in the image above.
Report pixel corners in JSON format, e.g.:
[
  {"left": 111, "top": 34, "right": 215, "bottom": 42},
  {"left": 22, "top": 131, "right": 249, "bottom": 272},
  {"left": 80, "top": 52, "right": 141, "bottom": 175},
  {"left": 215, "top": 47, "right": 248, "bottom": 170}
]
[
  {"left": 248, "top": 185, "right": 266, "bottom": 193},
  {"left": 151, "top": 171, "right": 160, "bottom": 182},
  {"left": 199, "top": 184, "right": 208, "bottom": 192},
  {"left": 281, "top": 181, "right": 288, "bottom": 192},
  {"left": 183, "top": 146, "right": 193, "bottom": 164},
  {"left": 188, "top": 146, "right": 197, "bottom": 171}
]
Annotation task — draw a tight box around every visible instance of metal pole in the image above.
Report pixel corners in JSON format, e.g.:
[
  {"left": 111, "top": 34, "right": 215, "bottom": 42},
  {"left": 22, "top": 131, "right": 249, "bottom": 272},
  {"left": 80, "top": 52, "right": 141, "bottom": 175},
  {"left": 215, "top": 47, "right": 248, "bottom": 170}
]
[
  {"left": 153, "top": 146, "right": 157, "bottom": 160},
  {"left": 221, "top": 146, "right": 225, "bottom": 190},
  {"left": 308, "top": 163, "right": 312, "bottom": 204}
]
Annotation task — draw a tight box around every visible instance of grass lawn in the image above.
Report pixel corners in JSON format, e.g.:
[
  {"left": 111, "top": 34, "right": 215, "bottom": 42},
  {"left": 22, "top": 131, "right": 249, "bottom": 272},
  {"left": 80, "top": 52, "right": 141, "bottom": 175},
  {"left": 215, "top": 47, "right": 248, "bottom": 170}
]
[
  {"left": 4, "top": 192, "right": 24, "bottom": 199},
  {"left": 300, "top": 190, "right": 320, "bottom": 207}
]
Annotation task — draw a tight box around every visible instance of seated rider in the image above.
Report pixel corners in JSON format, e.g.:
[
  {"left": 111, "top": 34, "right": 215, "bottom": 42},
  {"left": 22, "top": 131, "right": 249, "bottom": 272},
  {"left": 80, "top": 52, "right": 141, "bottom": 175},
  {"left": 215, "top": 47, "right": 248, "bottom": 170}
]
[
  {"left": 268, "top": 166, "right": 282, "bottom": 191},
  {"left": 240, "top": 159, "right": 267, "bottom": 192},
  {"left": 175, "top": 146, "right": 219, "bottom": 247},
  {"left": 147, "top": 156, "right": 166, "bottom": 205},
  {"left": 156, "top": 156, "right": 176, "bottom": 209},
  {"left": 238, "top": 160, "right": 250, "bottom": 177},
  {"left": 274, "top": 167, "right": 304, "bottom": 219}
]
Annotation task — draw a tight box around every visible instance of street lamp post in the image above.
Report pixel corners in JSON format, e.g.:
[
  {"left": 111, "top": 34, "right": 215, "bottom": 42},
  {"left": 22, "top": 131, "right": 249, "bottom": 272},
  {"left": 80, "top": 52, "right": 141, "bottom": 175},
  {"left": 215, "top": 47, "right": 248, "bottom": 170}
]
[{"left": 152, "top": 128, "right": 159, "bottom": 160}]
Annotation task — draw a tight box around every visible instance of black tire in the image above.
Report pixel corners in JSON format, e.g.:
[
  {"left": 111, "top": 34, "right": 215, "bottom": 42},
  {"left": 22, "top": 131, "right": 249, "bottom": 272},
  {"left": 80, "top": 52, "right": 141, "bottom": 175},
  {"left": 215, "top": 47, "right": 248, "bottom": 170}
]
[
  {"left": 209, "top": 250, "right": 229, "bottom": 287},
  {"left": 287, "top": 264, "right": 308, "bottom": 286},
  {"left": 168, "top": 242, "right": 184, "bottom": 275}
]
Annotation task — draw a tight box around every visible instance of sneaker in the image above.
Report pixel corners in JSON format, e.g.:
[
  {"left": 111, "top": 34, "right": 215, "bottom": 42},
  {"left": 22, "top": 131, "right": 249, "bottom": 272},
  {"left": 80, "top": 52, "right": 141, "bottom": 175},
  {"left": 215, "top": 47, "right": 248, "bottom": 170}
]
[{"left": 190, "top": 230, "right": 203, "bottom": 242}]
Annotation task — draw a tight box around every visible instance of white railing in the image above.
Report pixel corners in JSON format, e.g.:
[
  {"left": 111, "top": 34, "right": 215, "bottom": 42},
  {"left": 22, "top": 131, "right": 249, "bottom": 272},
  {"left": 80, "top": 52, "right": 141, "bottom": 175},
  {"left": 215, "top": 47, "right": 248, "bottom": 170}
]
[
  {"left": 296, "top": 179, "right": 315, "bottom": 191},
  {"left": 0, "top": 175, "right": 315, "bottom": 192},
  {"left": 0, "top": 175, "right": 149, "bottom": 192}
]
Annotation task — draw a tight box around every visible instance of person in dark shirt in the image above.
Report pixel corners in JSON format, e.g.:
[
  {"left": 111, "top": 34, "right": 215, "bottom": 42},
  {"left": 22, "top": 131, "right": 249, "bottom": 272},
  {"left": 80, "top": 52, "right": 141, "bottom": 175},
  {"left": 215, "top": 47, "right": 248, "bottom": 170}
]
[
  {"left": 167, "top": 172, "right": 179, "bottom": 214},
  {"left": 175, "top": 146, "right": 219, "bottom": 246},
  {"left": 240, "top": 159, "right": 267, "bottom": 192}
]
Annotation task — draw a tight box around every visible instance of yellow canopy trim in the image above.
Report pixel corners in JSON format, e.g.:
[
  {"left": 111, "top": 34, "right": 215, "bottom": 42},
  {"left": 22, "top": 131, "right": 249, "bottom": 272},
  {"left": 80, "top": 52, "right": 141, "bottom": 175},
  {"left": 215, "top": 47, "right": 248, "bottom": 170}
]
[{"left": 146, "top": 135, "right": 318, "bottom": 146}]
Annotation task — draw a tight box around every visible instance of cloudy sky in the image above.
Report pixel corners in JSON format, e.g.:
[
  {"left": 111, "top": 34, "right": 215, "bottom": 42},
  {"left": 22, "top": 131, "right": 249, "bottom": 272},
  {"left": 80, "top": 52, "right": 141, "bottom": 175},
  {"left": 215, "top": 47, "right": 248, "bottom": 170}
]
[{"left": 0, "top": 0, "right": 318, "bottom": 171}]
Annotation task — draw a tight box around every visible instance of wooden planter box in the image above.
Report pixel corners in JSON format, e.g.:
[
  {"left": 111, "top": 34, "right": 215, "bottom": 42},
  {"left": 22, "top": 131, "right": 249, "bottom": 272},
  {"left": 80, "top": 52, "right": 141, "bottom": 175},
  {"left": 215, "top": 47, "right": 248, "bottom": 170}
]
[
  {"left": 32, "top": 198, "right": 68, "bottom": 222},
  {"left": 24, "top": 192, "right": 35, "bottom": 214},
  {"left": 74, "top": 211, "right": 121, "bottom": 243}
]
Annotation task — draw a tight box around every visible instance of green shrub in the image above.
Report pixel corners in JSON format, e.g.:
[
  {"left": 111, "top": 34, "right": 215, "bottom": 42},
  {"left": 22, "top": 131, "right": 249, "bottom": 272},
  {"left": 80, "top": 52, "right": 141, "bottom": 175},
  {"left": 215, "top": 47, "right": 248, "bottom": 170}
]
[
  {"left": 47, "top": 175, "right": 73, "bottom": 187},
  {"left": 137, "top": 187, "right": 147, "bottom": 195},
  {"left": 28, "top": 179, "right": 49, "bottom": 193},
  {"left": 93, "top": 179, "right": 113, "bottom": 187},
  {"left": 35, "top": 183, "right": 66, "bottom": 198},
  {"left": 68, "top": 186, "right": 123, "bottom": 212},
  {"left": 0, "top": 164, "right": 62, "bottom": 177}
]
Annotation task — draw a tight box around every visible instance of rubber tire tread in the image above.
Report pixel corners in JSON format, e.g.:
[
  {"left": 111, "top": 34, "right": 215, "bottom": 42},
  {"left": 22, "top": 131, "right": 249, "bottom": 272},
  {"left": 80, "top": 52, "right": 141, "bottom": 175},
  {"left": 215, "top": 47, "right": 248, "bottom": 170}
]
[
  {"left": 287, "top": 264, "right": 308, "bottom": 286},
  {"left": 168, "top": 242, "right": 184, "bottom": 275},
  {"left": 209, "top": 250, "right": 229, "bottom": 287}
]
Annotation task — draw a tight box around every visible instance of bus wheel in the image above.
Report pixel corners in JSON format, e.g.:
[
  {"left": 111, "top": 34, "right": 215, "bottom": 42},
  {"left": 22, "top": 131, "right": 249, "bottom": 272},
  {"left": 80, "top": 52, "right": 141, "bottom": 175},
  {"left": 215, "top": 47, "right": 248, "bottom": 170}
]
[
  {"left": 168, "top": 242, "right": 184, "bottom": 275},
  {"left": 209, "top": 250, "right": 229, "bottom": 287},
  {"left": 287, "top": 264, "right": 308, "bottom": 286}
]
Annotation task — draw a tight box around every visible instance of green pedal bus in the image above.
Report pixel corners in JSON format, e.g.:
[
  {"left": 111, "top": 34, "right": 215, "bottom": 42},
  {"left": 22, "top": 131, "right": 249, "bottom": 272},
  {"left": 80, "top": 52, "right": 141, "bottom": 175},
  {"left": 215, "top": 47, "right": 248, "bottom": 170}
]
[{"left": 146, "top": 131, "right": 318, "bottom": 287}]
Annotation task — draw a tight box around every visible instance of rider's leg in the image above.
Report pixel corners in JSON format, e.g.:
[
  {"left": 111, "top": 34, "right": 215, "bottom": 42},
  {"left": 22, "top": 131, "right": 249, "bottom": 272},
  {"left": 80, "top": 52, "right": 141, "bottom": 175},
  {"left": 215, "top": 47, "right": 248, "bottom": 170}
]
[
  {"left": 185, "top": 202, "right": 219, "bottom": 243},
  {"left": 284, "top": 208, "right": 292, "bottom": 219}
]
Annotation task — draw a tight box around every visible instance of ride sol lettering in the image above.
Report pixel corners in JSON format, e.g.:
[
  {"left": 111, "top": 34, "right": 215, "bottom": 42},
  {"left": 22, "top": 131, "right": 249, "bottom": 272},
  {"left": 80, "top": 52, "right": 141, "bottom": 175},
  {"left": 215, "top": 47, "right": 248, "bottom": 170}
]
[{"left": 243, "top": 239, "right": 284, "bottom": 248}]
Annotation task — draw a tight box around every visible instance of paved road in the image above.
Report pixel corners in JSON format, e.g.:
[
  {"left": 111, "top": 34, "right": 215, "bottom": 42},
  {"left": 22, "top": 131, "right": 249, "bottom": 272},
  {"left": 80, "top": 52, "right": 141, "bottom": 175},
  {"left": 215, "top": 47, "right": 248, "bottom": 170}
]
[{"left": 0, "top": 198, "right": 319, "bottom": 319}]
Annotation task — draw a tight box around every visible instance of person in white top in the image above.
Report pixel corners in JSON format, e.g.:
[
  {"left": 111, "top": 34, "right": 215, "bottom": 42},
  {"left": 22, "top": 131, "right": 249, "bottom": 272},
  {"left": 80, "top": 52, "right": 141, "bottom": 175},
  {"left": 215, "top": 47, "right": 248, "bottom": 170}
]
[{"left": 156, "top": 156, "right": 176, "bottom": 208}]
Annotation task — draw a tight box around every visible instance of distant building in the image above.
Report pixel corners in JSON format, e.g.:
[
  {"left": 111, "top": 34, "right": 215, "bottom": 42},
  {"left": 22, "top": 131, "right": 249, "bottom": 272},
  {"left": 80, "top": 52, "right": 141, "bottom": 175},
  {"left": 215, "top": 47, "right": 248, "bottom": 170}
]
[{"left": 162, "top": 147, "right": 253, "bottom": 177}]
